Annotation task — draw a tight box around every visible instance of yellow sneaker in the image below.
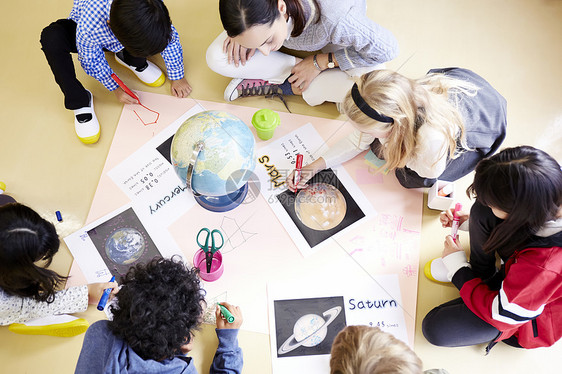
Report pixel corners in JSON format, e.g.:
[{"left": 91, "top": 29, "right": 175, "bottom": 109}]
[
  {"left": 424, "top": 258, "right": 452, "bottom": 285},
  {"left": 9, "top": 315, "right": 89, "bottom": 337},
  {"left": 115, "top": 52, "right": 165, "bottom": 87}
]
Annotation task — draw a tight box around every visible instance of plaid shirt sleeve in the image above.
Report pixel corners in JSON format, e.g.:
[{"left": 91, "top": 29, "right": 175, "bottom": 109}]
[
  {"left": 160, "top": 24, "right": 184, "bottom": 81},
  {"left": 73, "top": 0, "right": 118, "bottom": 91}
]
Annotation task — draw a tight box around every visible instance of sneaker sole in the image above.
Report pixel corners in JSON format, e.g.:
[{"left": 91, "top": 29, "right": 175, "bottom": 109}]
[
  {"left": 224, "top": 78, "right": 244, "bottom": 101},
  {"left": 9, "top": 318, "right": 89, "bottom": 337},
  {"left": 115, "top": 55, "right": 166, "bottom": 87},
  {"left": 423, "top": 260, "right": 452, "bottom": 285},
  {"left": 78, "top": 131, "right": 100, "bottom": 144}
]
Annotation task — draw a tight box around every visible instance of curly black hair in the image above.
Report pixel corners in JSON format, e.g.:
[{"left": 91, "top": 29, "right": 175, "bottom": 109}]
[{"left": 108, "top": 257, "right": 206, "bottom": 361}]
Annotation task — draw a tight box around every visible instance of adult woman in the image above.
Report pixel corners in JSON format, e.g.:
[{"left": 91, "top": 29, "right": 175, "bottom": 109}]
[
  {"left": 423, "top": 146, "right": 562, "bottom": 351},
  {"left": 206, "top": 0, "right": 398, "bottom": 107}
]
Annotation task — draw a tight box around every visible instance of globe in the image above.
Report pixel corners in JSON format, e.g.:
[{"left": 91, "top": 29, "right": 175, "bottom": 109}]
[
  {"left": 171, "top": 110, "right": 256, "bottom": 211},
  {"left": 104, "top": 228, "right": 146, "bottom": 265},
  {"left": 295, "top": 183, "right": 347, "bottom": 230}
]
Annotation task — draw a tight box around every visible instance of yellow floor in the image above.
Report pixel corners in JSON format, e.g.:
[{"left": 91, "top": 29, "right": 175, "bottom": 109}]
[{"left": 1, "top": 0, "right": 561, "bottom": 373}]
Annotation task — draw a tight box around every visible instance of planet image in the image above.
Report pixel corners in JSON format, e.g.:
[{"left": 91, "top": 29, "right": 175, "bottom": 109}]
[
  {"left": 278, "top": 306, "right": 342, "bottom": 355},
  {"left": 294, "top": 183, "right": 347, "bottom": 231},
  {"left": 104, "top": 228, "right": 146, "bottom": 265}
]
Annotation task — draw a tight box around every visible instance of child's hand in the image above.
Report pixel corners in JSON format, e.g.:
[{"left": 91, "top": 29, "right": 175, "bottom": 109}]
[
  {"left": 114, "top": 87, "right": 138, "bottom": 104},
  {"left": 285, "top": 158, "right": 326, "bottom": 193},
  {"left": 441, "top": 235, "right": 463, "bottom": 258},
  {"left": 87, "top": 281, "right": 119, "bottom": 305},
  {"left": 216, "top": 302, "right": 243, "bottom": 330},
  {"left": 171, "top": 77, "right": 192, "bottom": 98},
  {"left": 223, "top": 37, "right": 255, "bottom": 67},
  {"left": 439, "top": 208, "right": 469, "bottom": 228}
]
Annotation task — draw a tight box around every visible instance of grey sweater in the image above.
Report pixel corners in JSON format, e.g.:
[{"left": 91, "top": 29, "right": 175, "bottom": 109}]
[{"left": 283, "top": 0, "right": 399, "bottom": 70}]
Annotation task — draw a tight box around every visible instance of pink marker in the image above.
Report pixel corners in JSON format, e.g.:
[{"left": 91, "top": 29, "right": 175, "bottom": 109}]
[
  {"left": 451, "top": 203, "right": 462, "bottom": 240},
  {"left": 293, "top": 154, "right": 303, "bottom": 191}
]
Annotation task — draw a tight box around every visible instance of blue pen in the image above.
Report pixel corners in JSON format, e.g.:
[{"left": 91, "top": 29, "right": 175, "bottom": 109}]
[{"left": 97, "top": 276, "right": 116, "bottom": 311}]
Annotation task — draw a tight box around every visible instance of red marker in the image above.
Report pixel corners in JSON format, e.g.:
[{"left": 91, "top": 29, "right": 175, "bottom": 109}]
[
  {"left": 111, "top": 73, "right": 140, "bottom": 103},
  {"left": 293, "top": 154, "right": 304, "bottom": 191},
  {"left": 451, "top": 203, "right": 462, "bottom": 240}
]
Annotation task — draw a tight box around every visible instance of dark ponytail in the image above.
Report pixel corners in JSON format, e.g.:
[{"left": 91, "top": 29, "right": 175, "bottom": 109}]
[
  {"left": 0, "top": 203, "right": 66, "bottom": 302},
  {"left": 467, "top": 146, "right": 562, "bottom": 257},
  {"left": 219, "top": 0, "right": 318, "bottom": 38}
]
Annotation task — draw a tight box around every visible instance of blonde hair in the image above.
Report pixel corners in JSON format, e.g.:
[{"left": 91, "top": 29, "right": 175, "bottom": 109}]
[
  {"left": 342, "top": 69, "right": 478, "bottom": 171},
  {"left": 330, "top": 326, "right": 422, "bottom": 374}
]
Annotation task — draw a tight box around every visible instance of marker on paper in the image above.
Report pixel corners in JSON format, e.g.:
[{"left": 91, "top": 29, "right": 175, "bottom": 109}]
[
  {"left": 218, "top": 303, "right": 235, "bottom": 323},
  {"left": 96, "top": 276, "right": 116, "bottom": 311},
  {"left": 451, "top": 203, "right": 462, "bottom": 240},
  {"left": 293, "top": 154, "right": 303, "bottom": 191},
  {"left": 55, "top": 211, "right": 63, "bottom": 222},
  {"left": 111, "top": 73, "right": 140, "bottom": 103}
]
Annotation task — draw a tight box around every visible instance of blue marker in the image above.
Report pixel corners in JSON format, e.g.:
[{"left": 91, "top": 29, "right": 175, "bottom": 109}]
[
  {"left": 97, "top": 276, "right": 116, "bottom": 311},
  {"left": 55, "top": 211, "right": 63, "bottom": 222}
]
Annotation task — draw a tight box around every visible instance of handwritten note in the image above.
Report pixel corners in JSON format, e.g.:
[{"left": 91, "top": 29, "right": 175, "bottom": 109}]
[{"left": 107, "top": 104, "right": 206, "bottom": 226}]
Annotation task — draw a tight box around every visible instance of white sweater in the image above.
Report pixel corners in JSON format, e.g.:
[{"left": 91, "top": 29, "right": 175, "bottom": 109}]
[{"left": 322, "top": 125, "right": 451, "bottom": 179}]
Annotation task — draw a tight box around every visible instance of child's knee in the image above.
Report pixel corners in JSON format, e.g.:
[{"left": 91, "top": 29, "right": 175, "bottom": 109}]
[
  {"left": 40, "top": 22, "right": 66, "bottom": 49},
  {"left": 205, "top": 41, "right": 228, "bottom": 74}
]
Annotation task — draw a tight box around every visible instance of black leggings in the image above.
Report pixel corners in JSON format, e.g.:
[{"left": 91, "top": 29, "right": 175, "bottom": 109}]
[
  {"left": 422, "top": 297, "right": 501, "bottom": 347},
  {"left": 40, "top": 19, "right": 146, "bottom": 110}
]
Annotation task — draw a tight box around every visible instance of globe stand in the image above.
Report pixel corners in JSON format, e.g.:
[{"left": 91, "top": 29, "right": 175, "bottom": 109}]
[{"left": 194, "top": 183, "right": 249, "bottom": 212}]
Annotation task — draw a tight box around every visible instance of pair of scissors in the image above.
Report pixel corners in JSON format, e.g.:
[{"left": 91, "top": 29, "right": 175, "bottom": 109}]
[{"left": 196, "top": 228, "right": 224, "bottom": 273}]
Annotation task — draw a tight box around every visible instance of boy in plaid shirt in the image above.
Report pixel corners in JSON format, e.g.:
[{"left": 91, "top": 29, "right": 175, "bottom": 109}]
[{"left": 41, "top": 0, "right": 191, "bottom": 144}]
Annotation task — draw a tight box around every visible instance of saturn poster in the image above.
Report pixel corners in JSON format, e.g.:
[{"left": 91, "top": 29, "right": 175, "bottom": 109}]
[{"left": 267, "top": 274, "right": 408, "bottom": 373}]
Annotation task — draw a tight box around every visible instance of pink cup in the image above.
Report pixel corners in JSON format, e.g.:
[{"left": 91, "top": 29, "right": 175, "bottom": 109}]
[{"left": 193, "top": 249, "right": 224, "bottom": 282}]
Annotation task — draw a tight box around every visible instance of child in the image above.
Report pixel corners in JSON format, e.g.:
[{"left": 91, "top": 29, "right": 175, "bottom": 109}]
[
  {"left": 287, "top": 68, "right": 507, "bottom": 189},
  {"left": 75, "top": 257, "right": 244, "bottom": 373},
  {"left": 0, "top": 201, "right": 118, "bottom": 335},
  {"left": 206, "top": 0, "right": 398, "bottom": 108},
  {"left": 40, "top": 0, "right": 192, "bottom": 144},
  {"left": 422, "top": 146, "right": 562, "bottom": 352},
  {"left": 330, "top": 325, "right": 448, "bottom": 374}
]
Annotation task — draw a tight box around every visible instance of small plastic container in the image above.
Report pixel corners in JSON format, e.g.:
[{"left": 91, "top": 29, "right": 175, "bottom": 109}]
[
  {"left": 251, "top": 109, "right": 280, "bottom": 140},
  {"left": 427, "top": 180, "right": 454, "bottom": 211},
  {"left": 193, "top": 249, "right": 224, "bottom": 282}
]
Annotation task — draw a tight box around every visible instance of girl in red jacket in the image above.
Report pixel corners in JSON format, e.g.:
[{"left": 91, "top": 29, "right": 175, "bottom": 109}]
[{"left": 422, "top": 146, "right": 562, "bottom": 352}]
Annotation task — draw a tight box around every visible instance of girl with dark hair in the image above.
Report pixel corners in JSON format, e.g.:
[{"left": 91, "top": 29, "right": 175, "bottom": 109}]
[
  {"left": 0, "top": 201, "right": 117, "bottom": 333},
  {"left": 422, "top": 146, "right": 562, "bottom": 351},
  {"left": 206, "top": 0, "right": 398, "bottom": 107}
]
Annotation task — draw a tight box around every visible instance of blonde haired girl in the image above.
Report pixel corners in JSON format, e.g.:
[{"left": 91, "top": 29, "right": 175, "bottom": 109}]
[{"left": 287, "top": 68, "right": 507, "bottom": 189}]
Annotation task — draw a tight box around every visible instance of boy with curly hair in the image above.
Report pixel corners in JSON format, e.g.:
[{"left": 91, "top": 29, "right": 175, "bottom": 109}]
[
  {"left": 75, "top": 257, "right": 243, "bottom": 373},
  {"left": 40, "top": 0, "right": 192, "bottom": 144}
]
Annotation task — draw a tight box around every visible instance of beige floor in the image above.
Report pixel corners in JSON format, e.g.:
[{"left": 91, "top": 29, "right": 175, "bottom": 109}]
[{"left": 1, "top": 0, "right": 561, "bottom": 373}]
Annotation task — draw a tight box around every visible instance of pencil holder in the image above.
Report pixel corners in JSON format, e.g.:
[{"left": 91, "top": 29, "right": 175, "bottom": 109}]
[
  {"left": 427, "top": 180, "right": 454, "bottom": 211},
  {"left": 193, "top": 249, "right": 224, "bottom": 282}
]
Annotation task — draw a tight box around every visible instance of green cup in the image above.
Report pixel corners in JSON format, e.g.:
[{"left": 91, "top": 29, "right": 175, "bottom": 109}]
[{"left": 252, "top": 109, "right": 280, "bottom": 140}]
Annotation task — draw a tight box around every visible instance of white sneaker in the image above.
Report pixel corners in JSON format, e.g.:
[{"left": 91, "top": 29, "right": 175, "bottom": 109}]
[
  {"left": 424, "top": 258, "right": 451, "bottom": 284},
  {"left": 74, "top": 90, "right": 100, "bottom": 144},
  {"left": 115, "top": 53, "right": 165, "bottom": 87}
]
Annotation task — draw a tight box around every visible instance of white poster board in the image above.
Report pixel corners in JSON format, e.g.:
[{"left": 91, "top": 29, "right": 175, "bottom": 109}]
[
  {"left": 64, "top": 203, "right": 184, "bottom": 283},
  {"left": 267, "top": 273, "right": 408, "bottom": 374},
  {"left": 107, "top": 104, "right": 206, "bottom": 227},
  {"left": 254, "top": 123, "right": 375, "bottom": 256}
]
